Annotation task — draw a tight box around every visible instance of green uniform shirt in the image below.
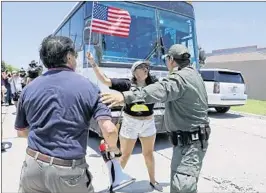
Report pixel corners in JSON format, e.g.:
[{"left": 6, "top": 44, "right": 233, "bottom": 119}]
[{"left": 123, "top": 66, "right": 209, "bottom": 132}]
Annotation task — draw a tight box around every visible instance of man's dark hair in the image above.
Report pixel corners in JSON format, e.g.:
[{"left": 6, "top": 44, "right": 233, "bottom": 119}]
[{"left": 39, "top": 35, "right": 76, "bottom": 69}]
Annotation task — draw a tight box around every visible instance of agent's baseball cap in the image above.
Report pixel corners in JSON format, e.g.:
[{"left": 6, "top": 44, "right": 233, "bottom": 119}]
[{"left": 162, "top": 44, "right": 191, "bottom": 60}]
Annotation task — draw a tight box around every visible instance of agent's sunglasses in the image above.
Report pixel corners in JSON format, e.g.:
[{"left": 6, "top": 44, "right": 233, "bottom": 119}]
[{"left": 162, "top": 54, "right": 170, "bottom": 64}]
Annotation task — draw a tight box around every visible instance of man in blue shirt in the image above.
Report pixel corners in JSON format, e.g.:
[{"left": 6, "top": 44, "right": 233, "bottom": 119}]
[{"left": 15, "top": 35, "right": 119, "bottom": 193}]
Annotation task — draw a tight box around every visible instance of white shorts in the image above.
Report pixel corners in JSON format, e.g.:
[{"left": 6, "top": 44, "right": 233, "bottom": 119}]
[{"left": 119, "top": 114, "right": 156, "bottom": 139}]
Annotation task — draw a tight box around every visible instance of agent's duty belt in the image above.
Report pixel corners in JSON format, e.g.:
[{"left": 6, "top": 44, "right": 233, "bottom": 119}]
[
  {"left": 169, "top": 125, "right": 210, "bottom": 147},
  {"left": 26, "top": 147, "right": 86, "bottom": 167}
]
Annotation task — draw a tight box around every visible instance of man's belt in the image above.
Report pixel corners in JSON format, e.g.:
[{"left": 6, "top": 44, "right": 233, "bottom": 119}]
[
  {"left": 26, "top": 147, "right": 86, "bottom": 167},
  {"left": 169, "top": 125, "right": 210, "bottom": 147}
]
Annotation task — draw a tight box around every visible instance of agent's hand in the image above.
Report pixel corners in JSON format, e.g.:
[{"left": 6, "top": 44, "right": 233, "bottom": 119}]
[
  {"left": 100, "top": 93, "right": 125, "bottom": 108},
  {"left": 86, "top": 52, "right": 97, "bottom": 67}
]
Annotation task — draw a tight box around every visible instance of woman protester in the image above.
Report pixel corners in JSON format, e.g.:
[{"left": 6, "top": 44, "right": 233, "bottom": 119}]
[{"left": 86, "top": 52, "right": 163, "bottom": 191}]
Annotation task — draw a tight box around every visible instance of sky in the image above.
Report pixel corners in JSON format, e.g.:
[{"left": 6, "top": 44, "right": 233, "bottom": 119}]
[{"left": 2, "top": 1, "right": 266, "bottom": 68}]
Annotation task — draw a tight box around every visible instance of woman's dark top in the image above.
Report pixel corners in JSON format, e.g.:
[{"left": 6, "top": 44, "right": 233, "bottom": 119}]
[{"left": 109, "top": 76, "right": 158, "bottom": 117}]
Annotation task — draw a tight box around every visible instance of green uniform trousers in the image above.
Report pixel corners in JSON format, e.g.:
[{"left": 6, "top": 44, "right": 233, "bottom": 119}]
[{"left": 170, "top": 140, "right": 208, "bottom": 193}]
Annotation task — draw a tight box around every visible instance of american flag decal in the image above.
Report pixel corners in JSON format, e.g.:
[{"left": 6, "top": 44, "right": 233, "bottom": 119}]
[{"left": 91, "top": 3, "right": 131, "bottom": 38}]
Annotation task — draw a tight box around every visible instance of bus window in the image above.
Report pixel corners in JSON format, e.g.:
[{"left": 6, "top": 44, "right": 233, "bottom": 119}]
[
  {"left": 85, "top": 2, "right": 93, "bottom": 18},
  {"left": 70, "top": 7, "right": 84, "bottom": 52},
  {"left": 61, "top": 20, "right": 70, "bottom": 38},
  {"left": 158, "top": 10, "right": 197, "bottom": 66},
  {"left": 94, "top": 2, "right": 158, "bottom": 66},
  {"left": 55, "top": 29, "right": 62, "bottom": 36}
]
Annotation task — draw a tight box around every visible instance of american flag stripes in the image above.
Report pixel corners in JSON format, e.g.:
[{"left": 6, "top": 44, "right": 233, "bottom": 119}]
[{"left": 90, "top": 3, "right": 131, "bottom": 38}]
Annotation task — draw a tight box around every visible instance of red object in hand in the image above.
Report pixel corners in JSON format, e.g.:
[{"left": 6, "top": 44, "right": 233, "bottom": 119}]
[
  {"left": 99, "top": 140, "right": 107, "bottom": 152},
  {"left": 99, "top": 140, "right": 110, "bottom": 162},
  {"left": 99, "top": 143, "right": 106, "bottom": 152}
]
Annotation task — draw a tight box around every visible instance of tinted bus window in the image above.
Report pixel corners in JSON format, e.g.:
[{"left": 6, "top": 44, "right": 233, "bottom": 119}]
[
  {"left": 98, "top": 2, "right": 158, "bottom": 65},
  {"left": 158, "top": 9, "right": 197, "bottom": 67},
  {"left": 218, "top": 71, "right": 244, "bottom": 83},
  {"left": 70, "top": 6, "right": 84, "bottom": 51},
  {"left": 61, "top": 20, "right": 70, "bottom": 37}
]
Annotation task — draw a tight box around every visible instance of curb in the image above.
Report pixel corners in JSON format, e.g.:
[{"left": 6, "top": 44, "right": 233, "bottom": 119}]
[{"left": 230, "top": 110, "right": 266, "bottom": 120}]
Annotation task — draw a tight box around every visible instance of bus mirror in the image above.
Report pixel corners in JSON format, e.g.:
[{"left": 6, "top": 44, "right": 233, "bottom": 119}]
[
  {"left": 199, "top": 47, "right": 206, "bottom": 65},
  {"left": 83, "top": 27, "right": 99, "bottom": 45}
]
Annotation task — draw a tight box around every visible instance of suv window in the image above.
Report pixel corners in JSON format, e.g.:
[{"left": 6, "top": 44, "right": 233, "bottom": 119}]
[
  {"left": 200, "top": 71, "right": 215, "bottom": 81},
  {"left": 217, "top": 71, "right": 244, "bottom": 84}
]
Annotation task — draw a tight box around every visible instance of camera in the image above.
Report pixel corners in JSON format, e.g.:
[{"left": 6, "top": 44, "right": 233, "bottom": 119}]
[
  {"left": 19, "top": 68, "right": 26, "bottom": 78},
  {"left": 19, "top": 68, "right": 27, "bottom": 88},
  {"left": 27, "top": 60, "right": 43, "bottom": 79}
]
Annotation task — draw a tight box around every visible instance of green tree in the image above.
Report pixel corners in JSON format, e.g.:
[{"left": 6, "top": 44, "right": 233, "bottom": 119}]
[
  {"left": 1, "top": 60, "right": 19, "bottom": 72},
  {"left": 1, "top": 61, "right": 6, "bottom": 71}
]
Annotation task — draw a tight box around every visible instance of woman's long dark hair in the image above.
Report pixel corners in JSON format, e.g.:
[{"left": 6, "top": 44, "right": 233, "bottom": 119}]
[{"left": 131, "top": 71, "right": 158, "bottom": 86}]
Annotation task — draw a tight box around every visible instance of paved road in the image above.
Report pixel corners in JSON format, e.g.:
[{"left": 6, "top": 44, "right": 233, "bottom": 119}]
[{"left": 1, "top": 105, "right": 266, "bottom": 192}]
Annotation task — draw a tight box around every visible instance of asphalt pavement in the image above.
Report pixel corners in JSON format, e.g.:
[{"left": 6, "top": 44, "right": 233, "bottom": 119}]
[{"left": 1, "top": 105, "right": 266, "bottom": 193}]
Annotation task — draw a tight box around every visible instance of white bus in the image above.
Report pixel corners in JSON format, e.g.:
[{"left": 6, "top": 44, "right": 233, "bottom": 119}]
[{"left": 52, "top": 1, "right": 200, "bottom": 137}]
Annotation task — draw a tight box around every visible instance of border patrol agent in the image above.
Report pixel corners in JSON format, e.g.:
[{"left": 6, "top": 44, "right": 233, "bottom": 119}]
[
  {"left": 100, "top": 44, "right": 211, "bottom": 193},
  {"left": 15, "top": 35, "right": 119, "bottom": 193}
]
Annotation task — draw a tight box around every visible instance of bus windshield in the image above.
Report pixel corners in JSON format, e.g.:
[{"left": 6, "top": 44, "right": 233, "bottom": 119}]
[
  {"left": 158, "top": 9, "right": 198, "bottom": 67},
  {"left": 89, "top": 2, "right": 198, "bottom": 68}
]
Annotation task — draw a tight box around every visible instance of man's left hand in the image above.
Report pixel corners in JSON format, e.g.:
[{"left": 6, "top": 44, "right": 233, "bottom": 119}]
[{"left": 100, "top": 93, "right": 125, "bottom": 108}]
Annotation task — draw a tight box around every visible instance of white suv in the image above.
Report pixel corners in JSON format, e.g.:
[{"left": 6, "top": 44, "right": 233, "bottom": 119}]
[{"left": 199, "top": 68, "right": 248, "bottom": 113}]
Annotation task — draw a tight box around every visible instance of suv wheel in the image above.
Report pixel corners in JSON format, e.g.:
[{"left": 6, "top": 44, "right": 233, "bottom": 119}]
[{"left": 215, "top": 107, "right": 230, "bottom": 113}]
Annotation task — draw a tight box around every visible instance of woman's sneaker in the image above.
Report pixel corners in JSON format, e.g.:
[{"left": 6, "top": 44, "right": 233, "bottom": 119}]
[{"left": 150, "top": 181, "right": 163, "bottom": 192}]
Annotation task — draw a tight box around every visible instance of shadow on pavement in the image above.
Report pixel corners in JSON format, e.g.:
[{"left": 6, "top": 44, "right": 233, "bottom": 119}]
[
  {"left": 96, "top": 181, "right": 170, "bottom": 193},
  {"left": 208, "top": 109, "right": 244, "bottom": 119},
  {"left": 87, "top": 132, "right": 171, "bottom": 156},
  {"left": 115, "top": 180, "right": 170, "bottom": 193},
  {"left": 1, "top": 141, "right": 13, "bottom": 152}
]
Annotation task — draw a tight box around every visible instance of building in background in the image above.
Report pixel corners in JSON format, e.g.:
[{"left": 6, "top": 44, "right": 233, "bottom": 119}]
[{"left": 203, "top": 45, "right": 266, "bottom": 100}]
